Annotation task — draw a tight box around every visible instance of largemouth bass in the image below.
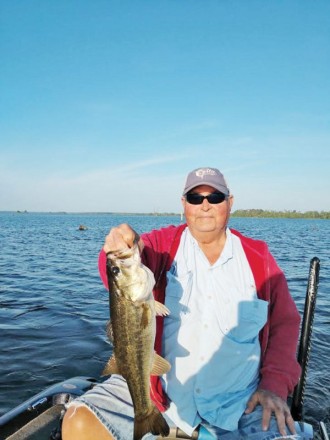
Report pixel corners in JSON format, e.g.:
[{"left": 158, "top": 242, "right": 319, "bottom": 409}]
[{"left": 102, "top": 245, "right": 171, "bottom": 440}]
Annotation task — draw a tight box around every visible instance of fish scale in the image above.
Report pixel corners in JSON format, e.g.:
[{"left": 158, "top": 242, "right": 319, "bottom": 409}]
[{"left": 110, "top": 295, "right": 154, "bottom": 418}]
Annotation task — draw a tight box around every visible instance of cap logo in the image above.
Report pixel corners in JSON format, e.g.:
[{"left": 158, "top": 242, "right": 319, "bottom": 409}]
[{"left": 195, "top": 168, "right": 217, "bottom": 179}]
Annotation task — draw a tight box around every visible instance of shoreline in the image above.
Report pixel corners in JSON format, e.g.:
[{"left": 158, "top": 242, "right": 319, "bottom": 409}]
[{"left": 1, "top": 210, "right": 329, "bottom": 219}]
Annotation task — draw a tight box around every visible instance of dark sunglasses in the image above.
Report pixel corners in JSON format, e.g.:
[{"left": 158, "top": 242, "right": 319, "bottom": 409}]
[{"left": 185, "top": 192, "right": 228, "bottom": 205}]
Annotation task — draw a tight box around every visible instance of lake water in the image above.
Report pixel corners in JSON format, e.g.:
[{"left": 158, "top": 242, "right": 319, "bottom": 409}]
[{"left": 0, "top": 213, "right": 329, "bottom": 433}]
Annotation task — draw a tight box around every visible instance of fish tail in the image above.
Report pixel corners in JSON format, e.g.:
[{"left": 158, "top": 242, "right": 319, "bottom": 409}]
[{"left": 134, "top": 406, "right": 169, "bottom": 440}]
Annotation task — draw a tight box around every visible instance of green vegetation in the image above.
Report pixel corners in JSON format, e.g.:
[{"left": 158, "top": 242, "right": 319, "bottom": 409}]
[
  {"left": 3, "top": 210, "right": 329, "bottom": 219},
  {"left": 231, "top": 209, "right": 330, "bottom": 219}
]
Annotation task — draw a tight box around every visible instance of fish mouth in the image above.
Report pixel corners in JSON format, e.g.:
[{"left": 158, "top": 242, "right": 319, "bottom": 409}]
[
  {"left": 106, "top": 245, "right": 140, "bottom": 268},
  {"left": 106, "top": 246, "right": 135, "bottom": 258}
]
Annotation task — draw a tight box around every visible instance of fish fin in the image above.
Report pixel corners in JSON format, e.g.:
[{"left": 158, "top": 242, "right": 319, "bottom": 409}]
[
  {"left": 150, "top": 352, "right": 171, "bottom": 376},
  {"left": 154, "top": 301, "right": 170, "bottom": 317},
  {"left": 134, "top": 406, "right": 169, "bottom": 440},
  {"left": 101, "top": 355, "right": 120, "bottom": 376},
  {"left": 141, "top": 303, "right": 151, "bottom": 329}
]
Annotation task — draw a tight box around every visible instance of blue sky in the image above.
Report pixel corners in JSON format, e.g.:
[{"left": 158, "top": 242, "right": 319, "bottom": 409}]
[{"left": 1, "top": 0, "right": 329, "bottom": 213}]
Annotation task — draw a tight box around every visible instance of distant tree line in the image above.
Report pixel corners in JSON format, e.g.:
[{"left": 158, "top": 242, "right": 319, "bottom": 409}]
[{"left": 231, "top": 209, "right": 330, "bottom": 219}]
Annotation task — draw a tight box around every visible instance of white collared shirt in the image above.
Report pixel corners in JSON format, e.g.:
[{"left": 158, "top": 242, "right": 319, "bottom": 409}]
[{"left": 161, "top": 228, "right": 268, "bottom": 435}]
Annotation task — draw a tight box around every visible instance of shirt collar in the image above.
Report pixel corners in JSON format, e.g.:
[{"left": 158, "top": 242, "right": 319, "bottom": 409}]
[{"left": 186, "top": 227, "right": 233, "bottom": 267}]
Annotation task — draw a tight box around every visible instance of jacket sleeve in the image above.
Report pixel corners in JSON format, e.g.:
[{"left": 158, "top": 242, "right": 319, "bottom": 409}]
[
  {"left": 98, "top": 249, "right": 108, "bottom": 289},
  {"left": 258, "top": 251, "right": 301, "bottom": 400}
]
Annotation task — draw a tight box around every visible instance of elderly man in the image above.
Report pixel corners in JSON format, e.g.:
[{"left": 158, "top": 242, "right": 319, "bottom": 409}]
[{"left": 63, "top": 167, "right": 302, "bottom": 440}]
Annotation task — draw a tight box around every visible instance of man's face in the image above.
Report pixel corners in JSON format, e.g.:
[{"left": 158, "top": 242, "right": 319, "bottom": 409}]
[{"left": 181, "top": 185, "right": 234, "bottom": 236}]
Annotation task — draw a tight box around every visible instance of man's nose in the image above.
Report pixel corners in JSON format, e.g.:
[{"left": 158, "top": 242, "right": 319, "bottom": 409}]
[{"left": 201, "top": 198, "right": 211, "bottom": 209}]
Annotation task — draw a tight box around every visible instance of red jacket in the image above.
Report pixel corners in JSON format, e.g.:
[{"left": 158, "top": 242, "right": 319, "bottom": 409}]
[{"left": 99, "top": 224, "right": 301, "bottom": 412}]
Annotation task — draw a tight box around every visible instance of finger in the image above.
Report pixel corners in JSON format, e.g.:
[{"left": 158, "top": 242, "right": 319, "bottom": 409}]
[
  {"left": 274, "top": 409, "right": 287, "bottom": 437},
  {"left": 119, "top": 224, "right": 137, "bottom": 248},
  {"left": 136, "top": 235, "right": 144, "bottom": 253},
  {"left": 103, "top": 227, "right": 129, "bottom": 254},
  {"left": 244, "top": 397, "right": 257, "bottom": 414},
  {"left": 285, "top": 412, "right": 297, "bottom": 435},
  {"left": 262, "top": 407, "right": 272, "bottom": 431}
]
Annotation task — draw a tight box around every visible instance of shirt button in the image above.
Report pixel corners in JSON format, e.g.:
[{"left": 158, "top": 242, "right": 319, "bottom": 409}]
[
  {"left": 204, "top": 324, "right": 208, "bottom": 329},
  {"left": 195, "top": 388, "right": 201, "bottom": 394}
]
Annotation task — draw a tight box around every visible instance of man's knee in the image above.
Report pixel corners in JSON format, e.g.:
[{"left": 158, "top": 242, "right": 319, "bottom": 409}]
[
  {"left": 62, "top": 405, "right": 89, "bottom": 439},
  {"left": 62, "top": 404, "right": 114, "bottom": 440}
]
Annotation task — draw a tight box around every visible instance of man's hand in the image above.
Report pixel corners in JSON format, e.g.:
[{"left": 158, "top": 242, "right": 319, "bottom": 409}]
[
  {"left": 103, "top": 223, "right": 143, "bottom": 255},
  {"left": 245, "top": 389, "right": 296, "bottom": 436}
]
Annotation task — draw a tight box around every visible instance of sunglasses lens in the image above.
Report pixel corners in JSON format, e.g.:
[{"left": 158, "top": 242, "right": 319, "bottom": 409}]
[
  {"left": 186, "top": 193, "right": 203, "bottom": 204},
  {"left": 208, "top": 193, "right": 226, "bottom": 204},
  {"left": 186, "top": 192, "right": 227, "bottom": 204}
]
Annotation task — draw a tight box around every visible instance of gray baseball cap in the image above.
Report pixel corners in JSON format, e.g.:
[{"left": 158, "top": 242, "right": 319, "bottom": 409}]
[{"left": 183, "top": 167, "right": 230, "bottom": 196}]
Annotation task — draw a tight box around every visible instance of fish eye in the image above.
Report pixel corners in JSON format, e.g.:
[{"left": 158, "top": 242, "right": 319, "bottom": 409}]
[{"left": 111, "top": 266, "right": 120, "bottom": 276}]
